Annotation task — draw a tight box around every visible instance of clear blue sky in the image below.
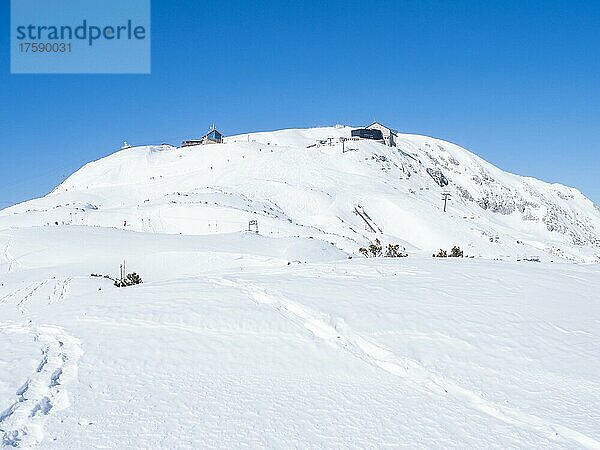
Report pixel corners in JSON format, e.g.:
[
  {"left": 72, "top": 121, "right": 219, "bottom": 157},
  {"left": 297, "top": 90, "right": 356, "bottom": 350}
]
[{"left": 1, "top": 0, "right": 599, "bottom": 207}]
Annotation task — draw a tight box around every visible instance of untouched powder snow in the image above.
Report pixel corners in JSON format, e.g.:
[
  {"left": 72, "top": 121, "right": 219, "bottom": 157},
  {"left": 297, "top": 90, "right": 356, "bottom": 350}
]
[{"left": 0, "top": 126, "right": 599, "bottom": 448}]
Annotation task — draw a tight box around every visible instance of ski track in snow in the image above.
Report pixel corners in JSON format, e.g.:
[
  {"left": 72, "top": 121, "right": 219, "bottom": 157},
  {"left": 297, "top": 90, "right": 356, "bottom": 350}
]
[
  {"left": 212, "top": 276, "right": 600, "bottom": 450},
  {"left": 48, "top": 278, "right": 71, "bottom": 306},
  {"left": 0, "top": 323, "right": 82, "bottom": 448},
  {"left": 1, "top": 239, "right": 23, "bottom": 273},
  {"left": 0, "top": 282, "right": 48, "bottom": 316},
  {"left": 0, "top": 278, "right": 71, "bottom": 315}
]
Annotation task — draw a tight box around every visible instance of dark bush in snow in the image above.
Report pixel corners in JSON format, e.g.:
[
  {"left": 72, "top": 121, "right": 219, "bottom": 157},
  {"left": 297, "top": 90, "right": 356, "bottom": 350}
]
[
  {"left": 384, "top": 244, "right": 408, "bottom": 258},
  {"left": 114, "top": 273, "right": 143, "bottom": 288},
  {"left": 433, "top": 249, "right": 447, "bottom": 258},
  {"left": 450, "top": 246, "right": 464, "bottom": 257},
  {"left": 360, "top": 240, "right": 408, "bottom": 258},
  {"left": 359, "top": 239, "right": 383, "bottom": 257},
  {"left": 433, "top": 246, "right": 464, "bottom": 258}
]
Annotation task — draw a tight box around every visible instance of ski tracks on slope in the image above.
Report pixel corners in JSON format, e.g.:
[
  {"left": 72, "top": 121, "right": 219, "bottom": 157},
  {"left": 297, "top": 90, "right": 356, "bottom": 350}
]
[
  {"left": 48, "top": 278, "right": 71, "bottom": 306},
  {"left": 0, "top": 278, "right": 72, "bottom": 315},
  {"left": 212, "top": 276, "right": 600, "bottom": 450},
  {"left": 0, "top": 323, "right": 83, "bottom": 448},
  {"left": 1, "top": 240, "right": 22, "bottom": 273},
  {"left": 0, "top": 282, "right": 49, "bottom": 316}
]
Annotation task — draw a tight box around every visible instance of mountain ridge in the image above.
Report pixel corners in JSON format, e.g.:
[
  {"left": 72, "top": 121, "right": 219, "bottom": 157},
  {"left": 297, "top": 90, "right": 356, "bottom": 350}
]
[{"left": 2, "top": 125, "right": 599, "bottom": 263}]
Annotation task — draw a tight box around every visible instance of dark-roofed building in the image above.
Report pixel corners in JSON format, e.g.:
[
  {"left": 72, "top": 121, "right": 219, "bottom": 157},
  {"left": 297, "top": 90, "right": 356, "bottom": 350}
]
[
  {"left": 366, "top": 122, "right": 397, "bottom": 147},
  {"left": 351, "top": 128, "right": 384, "bottom": 142},
  {"left": 181, "top": 126, "right": 224, "bottom": 147}
]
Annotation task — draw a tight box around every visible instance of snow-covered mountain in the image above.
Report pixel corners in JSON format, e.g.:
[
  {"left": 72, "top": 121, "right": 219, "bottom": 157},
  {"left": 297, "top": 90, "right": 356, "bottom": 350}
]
[{"left": 3, "top": 126, "right": 599, "bottom": 262}]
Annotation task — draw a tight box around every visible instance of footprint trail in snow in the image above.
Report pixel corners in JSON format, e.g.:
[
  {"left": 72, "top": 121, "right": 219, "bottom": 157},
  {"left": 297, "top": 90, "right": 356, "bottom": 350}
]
[{"left": 0, "top": 323, "right": 82, "bottom": 448}]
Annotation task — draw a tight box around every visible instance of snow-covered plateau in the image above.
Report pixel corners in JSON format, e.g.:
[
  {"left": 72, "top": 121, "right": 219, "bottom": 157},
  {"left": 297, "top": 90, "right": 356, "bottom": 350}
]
[{"left": 0, "top": 126, "right": 599, "bottom": 448}]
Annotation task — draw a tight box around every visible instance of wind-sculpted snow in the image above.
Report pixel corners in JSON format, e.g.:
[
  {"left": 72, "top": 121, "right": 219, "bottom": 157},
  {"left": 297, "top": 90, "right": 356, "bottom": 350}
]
[{"left": 213, "top": 274, "right": 600, "bottom": 449}]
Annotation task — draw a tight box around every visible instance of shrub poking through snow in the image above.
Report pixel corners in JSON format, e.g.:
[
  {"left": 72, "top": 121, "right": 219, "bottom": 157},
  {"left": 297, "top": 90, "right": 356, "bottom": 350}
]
[
  {"left": 433, "top": 246, "right": 464, "bottom": 258},
  {"left": 359, "top": 239, "right": 407, "bottom": 258},
  {"left": 450, "top": 246, "right": 464, "bottom": 257},
  {"left": 385, "top": 243, "right": 408, "bottom": 258},
  {"left": 91, "top": 272, "right": 143, "bottom": 287},
  {"left": 359, "top": 239, "right": 383, "bottom": 257},
  {"left": 114, "top": 272, "right": 143, "bottom": 288},
  {"left": 90, "top": 273, "right": 114, "bottom": 280}
]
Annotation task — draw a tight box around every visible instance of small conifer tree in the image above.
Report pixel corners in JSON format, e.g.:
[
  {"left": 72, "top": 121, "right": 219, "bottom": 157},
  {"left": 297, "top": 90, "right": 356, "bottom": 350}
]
[{"left": 450, "top": 246, "right": 464, "bottom": 257}]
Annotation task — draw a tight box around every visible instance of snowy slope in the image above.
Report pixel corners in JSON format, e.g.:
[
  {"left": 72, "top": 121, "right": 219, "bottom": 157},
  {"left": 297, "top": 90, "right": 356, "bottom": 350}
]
[
  {"left": 2, "top": 126, "right": 598, "bottom": 262},
  {"left": 1, "top": 126, "right": 600, "bottom": 448},
  {"left": 0, "top": 242, "right": 599, "bottom": 448}
]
